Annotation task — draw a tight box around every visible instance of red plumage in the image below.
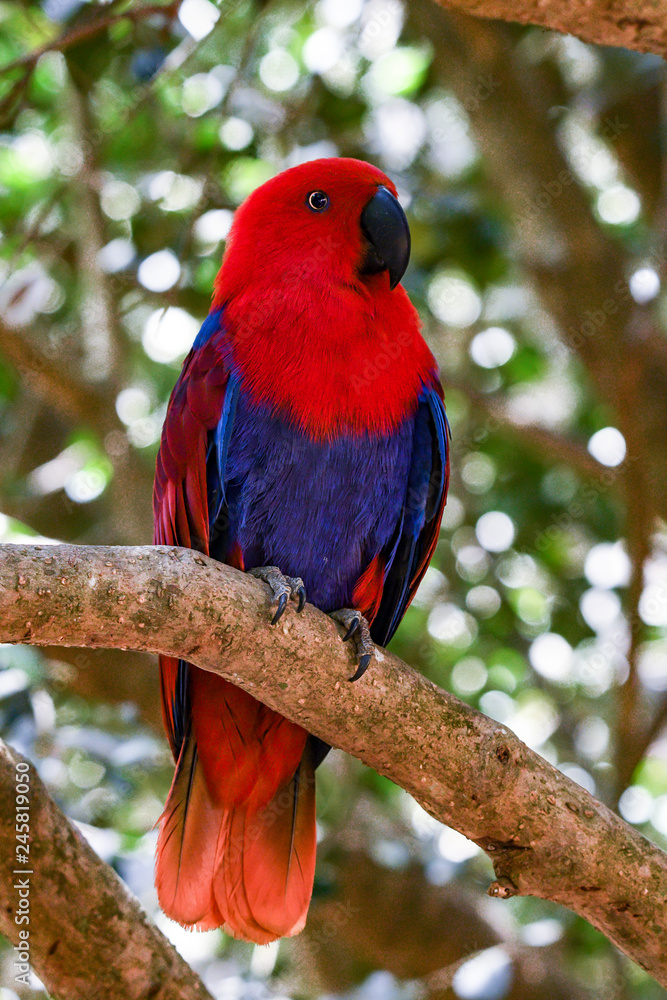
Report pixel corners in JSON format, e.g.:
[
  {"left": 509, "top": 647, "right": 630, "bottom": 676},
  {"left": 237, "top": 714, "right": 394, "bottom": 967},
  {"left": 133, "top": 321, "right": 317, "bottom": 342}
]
[
  {"left": 153, "top": 158, "right": 448, "bottom": 942},
  {"left": 213, "top": 160, "right": 434, "bottom": 439}
]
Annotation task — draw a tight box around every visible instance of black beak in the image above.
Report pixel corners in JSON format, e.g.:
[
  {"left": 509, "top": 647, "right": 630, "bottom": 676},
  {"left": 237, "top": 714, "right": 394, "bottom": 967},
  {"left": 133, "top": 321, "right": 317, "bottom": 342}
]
[{"left": 360, "top": 185, "right": 411, "bottom": 290}]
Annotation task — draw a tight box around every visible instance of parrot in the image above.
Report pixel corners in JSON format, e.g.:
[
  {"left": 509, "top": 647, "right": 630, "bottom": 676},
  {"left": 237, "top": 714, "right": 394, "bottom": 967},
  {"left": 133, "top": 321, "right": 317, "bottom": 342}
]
[{"left": 153, "top": 157, "right": 449, "bottom": 944}]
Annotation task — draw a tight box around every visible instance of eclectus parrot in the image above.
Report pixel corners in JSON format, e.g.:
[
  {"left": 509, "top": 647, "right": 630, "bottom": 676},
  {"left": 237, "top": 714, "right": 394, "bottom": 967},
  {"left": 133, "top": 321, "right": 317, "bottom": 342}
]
[{"left": 153, "top": 158, "right": 449, "bottom": 943}]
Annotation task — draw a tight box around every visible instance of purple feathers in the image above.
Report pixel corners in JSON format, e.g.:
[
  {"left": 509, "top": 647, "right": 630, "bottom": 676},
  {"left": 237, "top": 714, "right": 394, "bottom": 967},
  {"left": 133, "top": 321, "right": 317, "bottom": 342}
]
[{"left": 210, "top": 389, "right": 416, "bottom": 613}]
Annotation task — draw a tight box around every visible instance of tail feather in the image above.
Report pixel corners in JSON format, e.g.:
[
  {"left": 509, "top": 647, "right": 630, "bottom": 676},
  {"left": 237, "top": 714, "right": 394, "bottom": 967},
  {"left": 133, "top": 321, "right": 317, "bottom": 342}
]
[
  {"left": 155, "top": 676, "right": 317, "bottom": 943},
  {"left": 155, "top": 734, "right": 224, "bottom": 929},
  {"left": 218, "top": 808, "right": 279, "bottom": 944},
  {"left": 215, "top": 753, "right": 316, "bottom": 942}
]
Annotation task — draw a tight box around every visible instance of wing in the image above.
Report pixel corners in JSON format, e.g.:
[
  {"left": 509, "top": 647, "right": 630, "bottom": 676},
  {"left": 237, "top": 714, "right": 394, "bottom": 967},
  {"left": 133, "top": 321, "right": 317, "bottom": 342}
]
[
  {"left": 355, "top": 382, "right": 450, "bottom": 648},
  {"left": 153, "top": 308, "right": 238, "bottom": 758}
]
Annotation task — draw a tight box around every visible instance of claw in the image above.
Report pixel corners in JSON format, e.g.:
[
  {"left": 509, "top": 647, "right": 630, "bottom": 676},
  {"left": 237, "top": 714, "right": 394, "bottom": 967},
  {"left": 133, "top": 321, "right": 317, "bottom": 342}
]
[
  {"left": 348, "top": 653, "right": 371, "bottom": 683},
  {"left": 249, "top": 566, "right": 307, "bottom": 624},
  {"left": 271, "top": 592, "right": 288, "bottom": 625},
  {"left": 343, "top": 617, "right": 360, "bottom": 642},
  {"left": 330, "top": 608, "right": 375, "bottom": 682}
]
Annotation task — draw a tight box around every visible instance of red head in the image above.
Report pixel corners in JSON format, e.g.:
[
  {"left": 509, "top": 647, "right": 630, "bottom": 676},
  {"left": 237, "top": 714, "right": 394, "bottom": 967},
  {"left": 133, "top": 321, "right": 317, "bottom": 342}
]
[
  {"left": 208, "top": 157, "right": 436, "bottom": 438},
  {"left": 213, "top": 158, "right": 411, "bottom": 306}
]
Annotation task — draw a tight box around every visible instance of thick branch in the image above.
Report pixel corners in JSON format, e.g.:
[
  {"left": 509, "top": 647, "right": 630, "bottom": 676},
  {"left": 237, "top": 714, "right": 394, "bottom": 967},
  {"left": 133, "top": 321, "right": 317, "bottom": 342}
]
[
  {"left": 0, "top": 737, "right": 212, "bottom": 999},
  {"left": 0, "top": 544, "right": 666, "bottom": 984},
  {"left": 431, "top": 0, "right": 667, "bottom": 58}
]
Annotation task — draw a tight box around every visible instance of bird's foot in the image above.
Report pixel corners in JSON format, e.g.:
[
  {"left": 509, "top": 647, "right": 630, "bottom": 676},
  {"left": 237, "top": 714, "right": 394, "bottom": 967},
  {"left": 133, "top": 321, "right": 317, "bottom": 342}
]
[
  {"left": 249, "top": 566, "right": 306, "bottom": 625},
  {"left": 330, "top": 609, "right": 375, "bottom": 682}
]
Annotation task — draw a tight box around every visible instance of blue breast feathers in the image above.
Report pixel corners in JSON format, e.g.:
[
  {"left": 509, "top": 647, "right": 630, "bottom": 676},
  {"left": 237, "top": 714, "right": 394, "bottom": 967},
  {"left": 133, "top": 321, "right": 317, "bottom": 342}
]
[{"left": 208, "top": 389, "right": 416, "bottom": 613}]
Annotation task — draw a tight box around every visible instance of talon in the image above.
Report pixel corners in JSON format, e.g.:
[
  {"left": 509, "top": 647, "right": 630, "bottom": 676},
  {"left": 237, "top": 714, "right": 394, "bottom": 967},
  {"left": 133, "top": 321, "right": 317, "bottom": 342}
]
[
  {"left": 348, "top": 653, "right": 371, "bottom": 682},
  {"left": 343, "top": 617, "right": 360, "bottom": 642},
  {"left": 249, "top": 566, "right": 307, "bottom": 624},
  {"left": 330, "top": 608, "right": 375, "bottom": 682},
  {"left": 271, "top": 592, "right": 288, "bottom": 625}
]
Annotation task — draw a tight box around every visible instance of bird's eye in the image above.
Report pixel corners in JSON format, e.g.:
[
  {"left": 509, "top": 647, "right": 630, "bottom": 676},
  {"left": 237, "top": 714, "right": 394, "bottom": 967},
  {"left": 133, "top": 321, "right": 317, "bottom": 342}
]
[{"left": 307, "top": 190, "right": 329, "bottom": 212}]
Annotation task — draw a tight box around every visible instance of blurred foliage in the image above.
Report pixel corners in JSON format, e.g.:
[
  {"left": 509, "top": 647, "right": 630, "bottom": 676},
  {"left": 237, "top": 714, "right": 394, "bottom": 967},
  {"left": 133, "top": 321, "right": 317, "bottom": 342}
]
[{"left": 1, "top": 0, "right": 667, "bottom": 997}]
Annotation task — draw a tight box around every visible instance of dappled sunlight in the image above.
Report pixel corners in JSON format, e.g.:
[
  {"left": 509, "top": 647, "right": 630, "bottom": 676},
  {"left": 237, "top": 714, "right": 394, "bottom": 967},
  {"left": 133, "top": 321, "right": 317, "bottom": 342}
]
[{"left": 1, "top": 0, "right": 667, "bottom": 995}]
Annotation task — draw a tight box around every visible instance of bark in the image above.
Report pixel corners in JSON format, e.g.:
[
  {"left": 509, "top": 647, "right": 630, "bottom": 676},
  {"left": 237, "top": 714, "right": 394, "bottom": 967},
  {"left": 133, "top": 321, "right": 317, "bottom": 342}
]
[
  {"left": 0, "top": 737, "right": 213, "bottom": 999},
  {"left": 431, "top": 0, "right": 667, "bottom": 58},
  {"left": 0, "top": 543, "right": 666, "bottom": 986}
]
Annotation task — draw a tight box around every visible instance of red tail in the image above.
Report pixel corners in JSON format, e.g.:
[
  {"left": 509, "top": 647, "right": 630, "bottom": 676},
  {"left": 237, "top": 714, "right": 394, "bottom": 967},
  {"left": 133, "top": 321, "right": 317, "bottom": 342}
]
[{"left": 155, "top": 666, "right": 316, "bottom": 943}]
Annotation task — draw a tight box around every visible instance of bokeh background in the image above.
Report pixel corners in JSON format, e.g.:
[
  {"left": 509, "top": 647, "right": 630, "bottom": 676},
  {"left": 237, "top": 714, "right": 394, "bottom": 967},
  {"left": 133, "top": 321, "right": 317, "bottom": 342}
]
[{"left": 1, "top": 0, "right": 667, "bottom": 997}]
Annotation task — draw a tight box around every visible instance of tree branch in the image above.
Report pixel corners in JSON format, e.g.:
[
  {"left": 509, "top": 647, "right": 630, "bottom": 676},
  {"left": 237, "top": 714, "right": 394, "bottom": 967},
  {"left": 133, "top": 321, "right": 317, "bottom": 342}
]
[
  {"left": 443, "top": 375, "right": 616, "bottom": 485},
  {"left": 0, "top": 543, "right": 666, "bottom": 984},
  {"left": 0, "top": 3, "right": 180, "bottom": 79},
  {"left": 0, "top": 318, "right": 114, "bottom": 431},
  {"left": 0, "top": 737, "right": 213, "bottom": 999},
  {"left": 432, "top": 0, "right": 667, "bottom": 58}
]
